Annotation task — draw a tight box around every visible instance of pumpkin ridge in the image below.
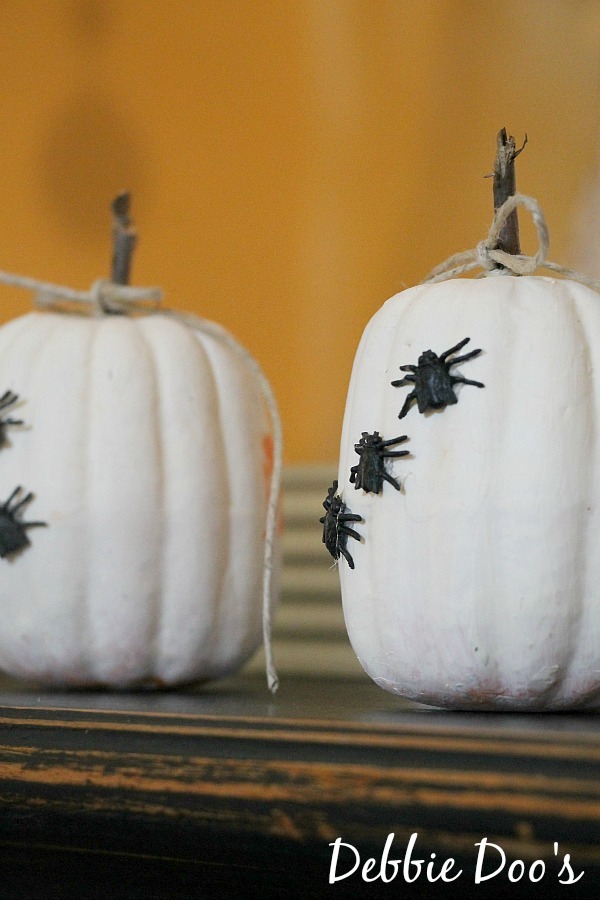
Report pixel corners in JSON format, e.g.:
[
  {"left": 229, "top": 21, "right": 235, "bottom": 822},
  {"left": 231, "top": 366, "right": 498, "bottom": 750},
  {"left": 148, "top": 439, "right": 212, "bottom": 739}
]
[
  {"left": 85, "top": 318, "right": 109, "bottom": 684},
  {"left": 79, "top": 316, "right": 99, "bottom": 684},
  {"left": 131, "top": 317, "right": 165, "bottom": 684},
  {"left": 191, "top": 328, "right": 231, "bottom": 679},
  {"left": 475, "top": 278, "right": 516, "bottom": 691},
  {"left": 134, "top": 317, "right": 215, "bottom": 682},
  {"left": 191, "top": 327, "right": 260, "bottom": 678},
  {"left": 471, "top": 280, "right": 578, "bottom": 699},
  {"left": 195, "top": 332, "right": 232, "bottom": 678},
  {"left": 548, "top": 291, "right": 589, "bottom": 698},
  {"left": 338, "top": 296, "right": 396, "bottom": 674},
  {"left": 554, "top": 284, "right": 600, "bottom": 701},
  {"left": 85, "top": 317, "right": 163, "bottom": 686}
]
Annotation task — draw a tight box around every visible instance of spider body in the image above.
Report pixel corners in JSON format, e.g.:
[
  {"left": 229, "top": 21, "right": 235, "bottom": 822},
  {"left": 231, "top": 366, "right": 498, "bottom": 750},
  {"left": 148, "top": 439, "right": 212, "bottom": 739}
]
[
  {"left": 0, "top": 487, "right": 46, "bottom": 558},
  {"left": 350, "top": 431, "right": 409, "bottom": 493},
  {"left": 0, "top": 390, "right": 23, "bottom": 447},
  {"left": 320, "top": 481, "right": 362, "bottom": 569},
  {"left": 392, "top": 337, "right": 484, "bottom": 419}
]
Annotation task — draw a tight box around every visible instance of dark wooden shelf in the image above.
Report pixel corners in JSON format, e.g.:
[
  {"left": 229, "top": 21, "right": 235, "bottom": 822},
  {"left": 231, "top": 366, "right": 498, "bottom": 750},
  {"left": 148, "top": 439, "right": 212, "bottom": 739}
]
[{"left": 0, "top": 673, "right": 598, "bottom": 899}]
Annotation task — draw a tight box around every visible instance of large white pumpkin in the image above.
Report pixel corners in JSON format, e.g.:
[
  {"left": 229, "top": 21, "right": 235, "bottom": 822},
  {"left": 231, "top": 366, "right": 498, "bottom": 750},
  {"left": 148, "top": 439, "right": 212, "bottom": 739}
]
[
  {"left": 338, "top": 274, "right": 600, "bottom": 710},
  {"left": 0, "top": 307, "right": 278, "bottom": 688}
]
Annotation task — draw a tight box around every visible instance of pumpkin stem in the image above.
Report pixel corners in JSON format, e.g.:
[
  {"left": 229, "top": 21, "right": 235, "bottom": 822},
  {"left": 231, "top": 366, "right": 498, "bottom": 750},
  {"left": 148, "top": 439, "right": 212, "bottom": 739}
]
[
  {"left": 111, "top": 192, "right": 137, "bottom": 286},
  {"left": 492, "top": 128, "right": 527, "bottom": 264}
]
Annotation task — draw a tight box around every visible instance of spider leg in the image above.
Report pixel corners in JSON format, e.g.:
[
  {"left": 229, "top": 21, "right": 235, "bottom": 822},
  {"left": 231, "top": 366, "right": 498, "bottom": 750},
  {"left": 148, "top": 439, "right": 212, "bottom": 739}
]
[
  {"left": 450, "top": 376, "right": 484, "bottom": 389},
  {"left": 339, "top": 524, "right": 362, "bottom": 542},
  {"left": 439, "top": 337, "right": 471, "bottom": 362},
  {"left": 1, "top": 417, "right": 23, "bottom": 427},
  {"left": 381, "top": 470, "right": 401, "bottom": 491},
  {"left": 9, "top": 491, "right": 34, "bottom": 516},
  {"left": 23, "top": 521, "right": 47, "bottom": 530},
  {"left": 448, "top": 348, "right": 482, "bottom": 366},
  {"left": 397, "top": 390, "right": 416, "bottom": 419},
  {"left": 338, "top": 512, "right": 362, "bottom": 523},
  {"left": 382, "top": 449, "right": 410, "bottom": 458},
  {"left": 2, "top": 486, "right": 23, "bottom": 511},
  {"left": 390, "top": 376, "right": 414, "bottom": 387},
  {"left": 0, "top": 390, "right": 17, "bottom": 411},
  {"left": 338, "top": 544, "right": 355, "bottom": 569},
  {"left": 380, "top": 434, "right": 408, "bottom": 448}
]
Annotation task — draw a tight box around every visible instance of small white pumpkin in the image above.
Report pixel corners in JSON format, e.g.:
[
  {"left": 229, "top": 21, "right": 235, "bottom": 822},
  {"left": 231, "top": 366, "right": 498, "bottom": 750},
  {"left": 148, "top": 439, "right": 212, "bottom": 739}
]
[
  {"left": 336, "top": 199, "right": 600, "bottom": 710},
  {"left": 0, "top": 276, "right": 280, "bottom": 689}
]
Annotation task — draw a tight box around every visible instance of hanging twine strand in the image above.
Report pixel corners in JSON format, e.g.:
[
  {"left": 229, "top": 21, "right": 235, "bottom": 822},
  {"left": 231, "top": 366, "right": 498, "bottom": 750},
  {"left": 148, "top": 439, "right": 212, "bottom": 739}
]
[
  {"left": 422, "top": 192, "right": 600, "bottom": 293},
  {"left": 0, "top": 270, "right": 282, "bottom": 692}
]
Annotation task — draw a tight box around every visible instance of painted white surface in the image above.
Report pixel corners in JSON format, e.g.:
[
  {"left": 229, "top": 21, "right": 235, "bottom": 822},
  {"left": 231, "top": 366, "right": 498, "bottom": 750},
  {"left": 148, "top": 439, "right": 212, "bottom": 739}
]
[
  {"left": 0, "top": 311, "right": 272, "bottom": 687},
  {"left": 339, "top": 275, "right": 600, "bottom": 709}
]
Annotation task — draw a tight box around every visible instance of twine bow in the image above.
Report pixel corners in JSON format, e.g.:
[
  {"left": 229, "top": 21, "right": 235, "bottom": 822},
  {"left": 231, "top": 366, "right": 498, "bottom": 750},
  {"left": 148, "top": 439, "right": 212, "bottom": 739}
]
[{"left": 422, "top": 192, "right": 600, "bottom": 293}]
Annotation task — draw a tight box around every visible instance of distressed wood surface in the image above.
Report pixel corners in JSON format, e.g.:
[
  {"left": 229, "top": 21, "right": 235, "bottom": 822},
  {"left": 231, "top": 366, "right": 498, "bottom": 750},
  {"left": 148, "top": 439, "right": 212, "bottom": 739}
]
[{"left": 0, "top": 674, "right": 597, "bottom": 898}]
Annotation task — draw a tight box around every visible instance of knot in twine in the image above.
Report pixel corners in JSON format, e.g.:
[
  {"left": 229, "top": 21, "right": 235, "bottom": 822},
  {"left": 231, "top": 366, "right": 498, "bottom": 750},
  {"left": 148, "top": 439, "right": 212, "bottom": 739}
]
[
  {"left": 33, "top": 276, "right": 163, "bottom": 316},
  {"left": 0, "top": 268, "right": 282, "bottom": 693},
  {"left": 422, "top": 192, "right": 600, "bottom": 292},
  {"left": 475, "top": 193, "right": 549, "bottom": 276},
  {"left": 87, "top": 278, "right": 163, "bottom": 315}
]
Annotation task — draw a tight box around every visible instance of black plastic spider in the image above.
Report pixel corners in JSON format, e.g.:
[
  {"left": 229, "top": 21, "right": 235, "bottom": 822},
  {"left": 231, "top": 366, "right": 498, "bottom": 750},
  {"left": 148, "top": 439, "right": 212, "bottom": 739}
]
[
  {"left": 392, "top": 337, "right": 484, "bottom": 419},
  {"left": 0, "top": 487, "right": 47, "bottom": 558},
  {"left": 0, "top": 390, "right": 23, "bottom": 447},
  {"left": 319, "top": 481, "right": 362, "bottom": 569},
  {"left": 350, "top": 431, "right": 409, "bottom": 493}
]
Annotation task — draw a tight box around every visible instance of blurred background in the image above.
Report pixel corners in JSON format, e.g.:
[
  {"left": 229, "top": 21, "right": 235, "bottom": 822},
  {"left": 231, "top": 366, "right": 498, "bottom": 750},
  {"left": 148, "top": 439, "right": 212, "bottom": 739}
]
[{"left": 0, "top": 1, "right": 599, "bottom": 464}]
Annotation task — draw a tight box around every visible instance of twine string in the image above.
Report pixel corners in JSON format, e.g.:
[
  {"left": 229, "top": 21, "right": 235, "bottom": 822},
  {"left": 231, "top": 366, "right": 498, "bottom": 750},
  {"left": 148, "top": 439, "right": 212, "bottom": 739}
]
[
  {"left": 422, "top": 192, "right": 600, "bottom": 293},
  {"left": 0, "top": 270, "right": 281, "bottom": 692},
  {"left": 0, "top": 270, "right": 163, "bottom": 313}
]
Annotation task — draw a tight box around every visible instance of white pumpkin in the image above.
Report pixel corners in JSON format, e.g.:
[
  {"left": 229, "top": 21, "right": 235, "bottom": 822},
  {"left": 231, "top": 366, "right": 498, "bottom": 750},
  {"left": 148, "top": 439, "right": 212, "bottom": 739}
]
[
  {"left": 0, "top": 305, "right": 279, "bottom": 688},
  {"left": 338, "top": 274, "right": 600, "bottom": 710}
]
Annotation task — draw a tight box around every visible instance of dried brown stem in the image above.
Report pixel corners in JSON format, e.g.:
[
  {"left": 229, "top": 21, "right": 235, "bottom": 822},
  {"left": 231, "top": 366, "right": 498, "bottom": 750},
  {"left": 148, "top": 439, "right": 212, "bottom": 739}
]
[
  {"left": 111, "top": 192, "right": 137, "bottom": 285},
  {"left": 492, "top": 128, "right": 527, "bottom": 262}
]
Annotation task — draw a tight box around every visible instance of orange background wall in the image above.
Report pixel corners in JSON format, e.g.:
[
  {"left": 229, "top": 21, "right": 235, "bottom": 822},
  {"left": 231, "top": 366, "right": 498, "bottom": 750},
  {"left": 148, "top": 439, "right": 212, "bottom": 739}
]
[{"left": 0, "top": 1, "right": 598, "bottom": 462}]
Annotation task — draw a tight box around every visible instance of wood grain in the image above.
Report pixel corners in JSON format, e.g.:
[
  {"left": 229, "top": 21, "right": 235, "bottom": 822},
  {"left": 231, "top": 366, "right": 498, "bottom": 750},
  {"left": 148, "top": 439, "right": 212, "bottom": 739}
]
[{"left": 0, "top": 676, "right": 597, "bottom": 898}]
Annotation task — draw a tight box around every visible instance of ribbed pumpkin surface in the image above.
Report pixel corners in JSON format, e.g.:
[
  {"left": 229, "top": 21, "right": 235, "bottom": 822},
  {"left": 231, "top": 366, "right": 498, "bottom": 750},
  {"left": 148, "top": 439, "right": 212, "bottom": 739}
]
[
  {"left": 0, "top": 311, "right": 272, "bottom": 687},
  {"left": 339, "top": 276, "right": 600, "bottom": 709}
]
